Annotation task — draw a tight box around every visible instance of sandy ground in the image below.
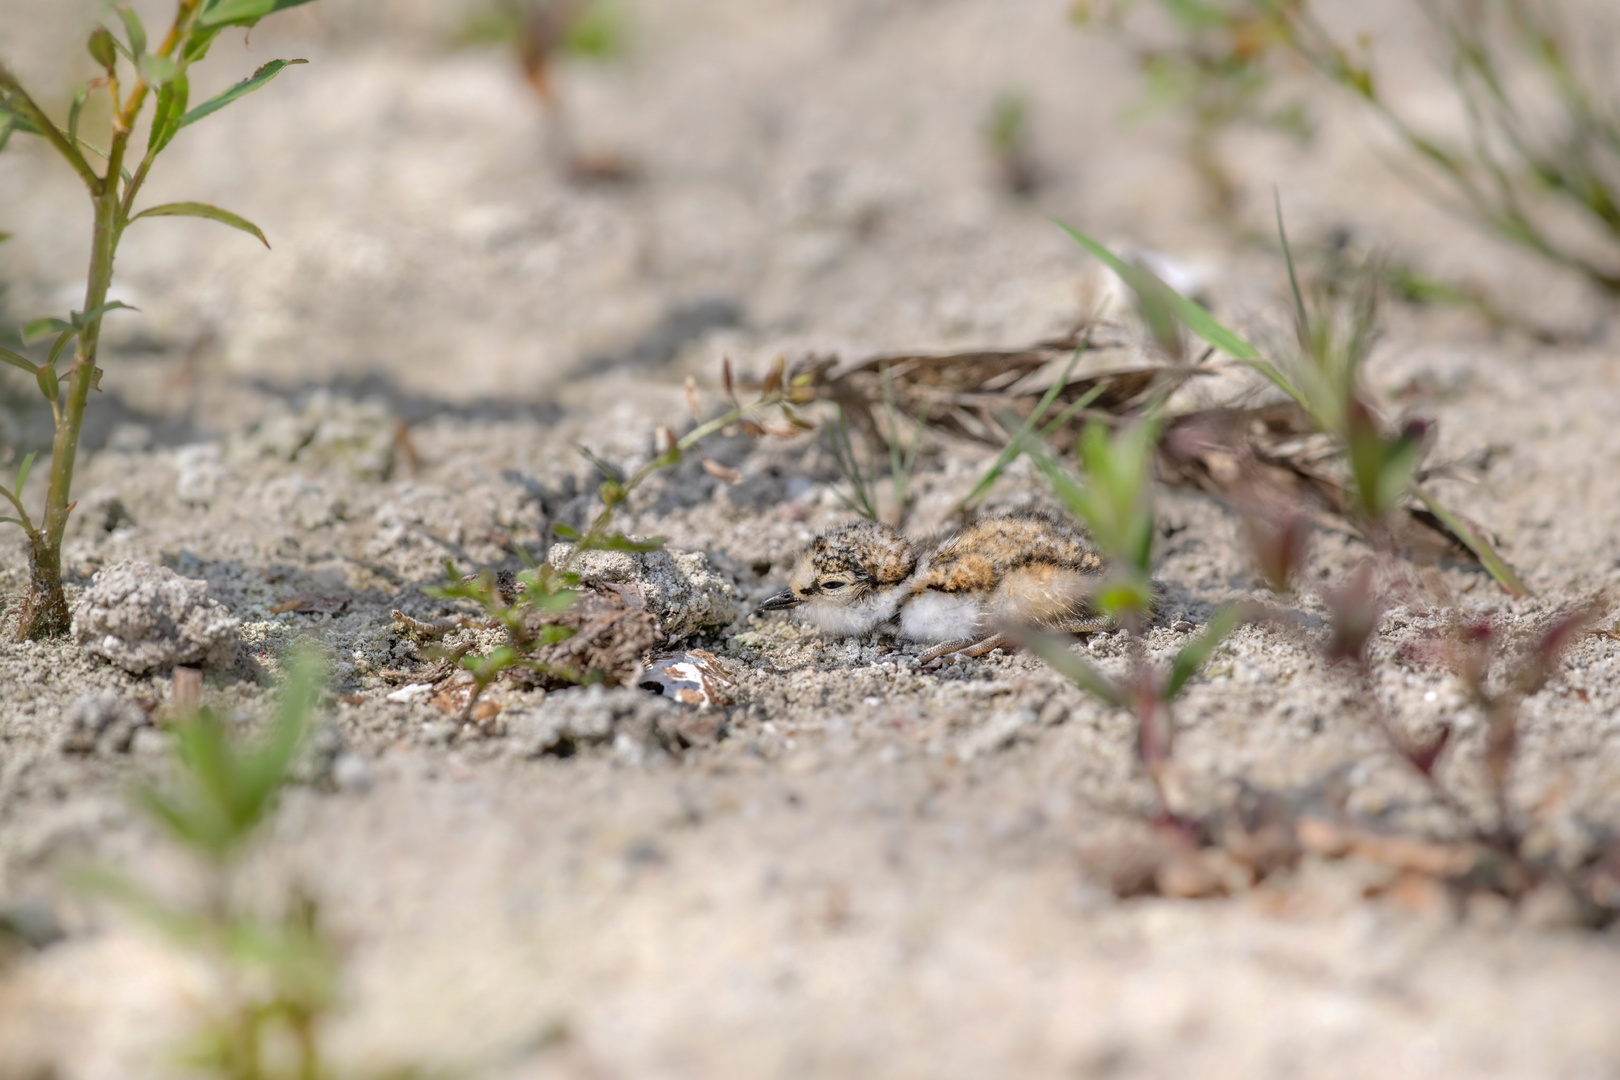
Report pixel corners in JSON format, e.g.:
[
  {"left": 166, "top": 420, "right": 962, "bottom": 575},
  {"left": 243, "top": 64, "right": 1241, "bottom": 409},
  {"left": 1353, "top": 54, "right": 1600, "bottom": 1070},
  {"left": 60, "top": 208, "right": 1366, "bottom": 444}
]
[{"left": 2, "top": 1, "right": 1620, "bottom": 1077}]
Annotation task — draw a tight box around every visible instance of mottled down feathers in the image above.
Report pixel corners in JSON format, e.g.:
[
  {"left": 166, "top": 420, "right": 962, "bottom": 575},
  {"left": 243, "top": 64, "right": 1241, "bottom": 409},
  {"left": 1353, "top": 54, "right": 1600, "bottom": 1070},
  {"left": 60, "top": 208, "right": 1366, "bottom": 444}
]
[{"left": 759, "top": 510, "right": 1114, "bottom": 657}]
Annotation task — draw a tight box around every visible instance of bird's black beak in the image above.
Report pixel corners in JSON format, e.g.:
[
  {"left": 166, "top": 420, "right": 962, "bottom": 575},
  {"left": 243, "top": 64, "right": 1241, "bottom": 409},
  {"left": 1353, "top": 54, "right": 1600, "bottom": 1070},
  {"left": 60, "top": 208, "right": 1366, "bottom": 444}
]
[{"left": 756, "top": 589, "right": 801, "bottom": 613}]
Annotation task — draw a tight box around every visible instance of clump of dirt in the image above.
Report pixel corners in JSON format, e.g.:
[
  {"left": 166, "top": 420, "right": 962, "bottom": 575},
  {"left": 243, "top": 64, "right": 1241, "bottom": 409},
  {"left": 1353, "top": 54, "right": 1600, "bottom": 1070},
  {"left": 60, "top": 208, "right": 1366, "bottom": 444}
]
[{"left": 72, "top": 561, "right": 241, "bottom": 675}]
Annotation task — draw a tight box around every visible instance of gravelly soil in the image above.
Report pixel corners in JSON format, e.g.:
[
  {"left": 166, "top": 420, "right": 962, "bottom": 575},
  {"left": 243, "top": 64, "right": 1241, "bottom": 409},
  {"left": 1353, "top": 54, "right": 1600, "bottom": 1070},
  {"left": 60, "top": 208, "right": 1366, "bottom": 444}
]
[{"left": 3, "top": 1, "right": 1620, "bottom": 1078}]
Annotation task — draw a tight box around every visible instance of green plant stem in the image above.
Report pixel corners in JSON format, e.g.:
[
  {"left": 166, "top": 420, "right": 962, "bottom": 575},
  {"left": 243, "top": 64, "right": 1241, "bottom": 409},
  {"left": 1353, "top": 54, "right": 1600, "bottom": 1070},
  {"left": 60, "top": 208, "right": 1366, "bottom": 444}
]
[
  {"left": 13, "top": 3, "right": 201, "bottom": 638},
  {"left": 21, "top": 135, "right": 121, "bottom": 636},
  {"left": 561, "top": 402, "right": 756, "bottom": 571},
  {"left": 0, "top": 69, "right": 99, "bottom": 186}
]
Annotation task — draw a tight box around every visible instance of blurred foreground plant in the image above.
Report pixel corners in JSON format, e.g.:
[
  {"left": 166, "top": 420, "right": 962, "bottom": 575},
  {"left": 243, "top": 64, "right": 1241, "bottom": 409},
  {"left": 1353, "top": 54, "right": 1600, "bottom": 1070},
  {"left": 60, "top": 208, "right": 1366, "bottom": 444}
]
[
  {"left": 77, "top": 652, "right": 346, "bottom": 1080},
  {"left": 459, "top": 0, "right": 630, "bottom": 181},
  {"left": 0, "top": 0, "right": 314, "bottom": 639},
  {"left": 1060, "top": 214, "right": 1527, "bottom": 595},
  {"left": 1077, "top": 0, "right": 1620, "bottom": 294},
  {"left": 1027, "top": 411, "right": 1249, "bottom": 831}
]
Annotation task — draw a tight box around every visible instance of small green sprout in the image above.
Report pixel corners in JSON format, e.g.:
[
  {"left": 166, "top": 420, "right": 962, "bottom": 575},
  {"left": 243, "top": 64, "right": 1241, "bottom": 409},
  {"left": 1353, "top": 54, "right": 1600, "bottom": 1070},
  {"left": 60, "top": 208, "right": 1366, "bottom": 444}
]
[
  {"left": 1027, "top": 413, "right": 1249, "bottom": 829},
  {"left": 1059, "top": 217, "right": 1528, "bottom": 595},
  {"left": 427, "top": 360, "right": 808, "bottom": 720}
]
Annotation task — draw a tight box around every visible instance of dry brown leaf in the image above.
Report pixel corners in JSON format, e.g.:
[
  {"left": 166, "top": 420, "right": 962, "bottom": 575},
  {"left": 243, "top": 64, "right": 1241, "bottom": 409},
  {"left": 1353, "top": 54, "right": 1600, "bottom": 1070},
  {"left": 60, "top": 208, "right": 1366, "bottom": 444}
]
[{"left": 789, "top": 323, "right": 1190, "bottom": 451}]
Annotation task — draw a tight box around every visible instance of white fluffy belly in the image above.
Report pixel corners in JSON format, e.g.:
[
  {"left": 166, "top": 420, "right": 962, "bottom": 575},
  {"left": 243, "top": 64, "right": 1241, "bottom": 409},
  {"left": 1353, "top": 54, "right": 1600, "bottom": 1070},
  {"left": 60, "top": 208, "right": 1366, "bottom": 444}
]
[{"left": 899, "top": 590, "right": 984, "bottom": 642}]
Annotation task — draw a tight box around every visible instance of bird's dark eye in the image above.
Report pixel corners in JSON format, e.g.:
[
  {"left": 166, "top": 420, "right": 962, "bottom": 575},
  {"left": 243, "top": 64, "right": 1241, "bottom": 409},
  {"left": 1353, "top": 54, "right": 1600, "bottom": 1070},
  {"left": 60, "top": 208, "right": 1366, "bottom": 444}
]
[{"left": 823, "top": 580, "right": 847, "bottom": 590}]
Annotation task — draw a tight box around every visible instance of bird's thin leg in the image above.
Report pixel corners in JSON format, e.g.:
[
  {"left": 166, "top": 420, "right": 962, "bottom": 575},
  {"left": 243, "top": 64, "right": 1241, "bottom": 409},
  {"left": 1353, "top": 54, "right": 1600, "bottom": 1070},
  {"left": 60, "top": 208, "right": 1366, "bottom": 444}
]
[
  {"left": 917, "top": 637, "right": 985, "bottom": 664},
  {"left": 961, "top": 632, "right": 1013, "bottom": 658},
  {"left": 1051, "top": 615, "right": 1113, "bottom": 635}
]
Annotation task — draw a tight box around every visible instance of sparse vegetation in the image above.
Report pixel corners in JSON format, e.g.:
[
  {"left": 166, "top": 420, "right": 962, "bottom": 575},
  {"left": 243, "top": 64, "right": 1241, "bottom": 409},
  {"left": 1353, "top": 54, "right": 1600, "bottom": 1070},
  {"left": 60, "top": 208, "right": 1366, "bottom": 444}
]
[
  {"left": 1077, "top": 0, "right": 1620, "bottom": 294},
  {"left": 0, "top": 0, "right": 314, "bottom": 639},
  {"left": 416, "top": 359, "right": 811, "bottom": 722},
  {"left": 1026, "top": 410, "right": 1249, "bottom": 831},
  {"left": 1037, "top": 218, "right": 1616, "bottom": 915},
  {"left": 827, "top": 368, "right": 929, "bottom": 528}
]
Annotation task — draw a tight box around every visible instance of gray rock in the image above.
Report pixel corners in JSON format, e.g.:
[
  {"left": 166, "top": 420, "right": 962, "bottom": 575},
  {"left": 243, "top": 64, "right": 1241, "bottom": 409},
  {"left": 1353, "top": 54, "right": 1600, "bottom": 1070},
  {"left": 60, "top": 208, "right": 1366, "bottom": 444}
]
[
  {"left": 508, "top": 684, "right": 684, "bottom": 763},
  {"left": 61, "top": 690, "right": 149, "bottom": 755},
  {"left": 547, "top": 543, "right": 739, "bottom": 641},
  {"left": 173, "top": 443, "right": 226, "bottom": 507},
  {"left": 73, "top": 561, "right": 242, "bottom": 675}
]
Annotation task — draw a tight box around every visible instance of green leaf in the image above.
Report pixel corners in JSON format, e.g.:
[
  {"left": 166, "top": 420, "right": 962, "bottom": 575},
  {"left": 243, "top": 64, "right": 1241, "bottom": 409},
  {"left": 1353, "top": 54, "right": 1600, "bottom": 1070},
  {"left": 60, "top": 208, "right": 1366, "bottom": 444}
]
[
  {"left": 1274, "top": 190, "right": 1313, "bottom": 351},
  {"left": 1412, "top": 486, "right": 1532, "bottom": 598},
  {"left": 36, "top": 364, "right": 58, "bottom": 402},
  {"left": 1240, "top": 356, "right": 1312, "bottom": 413},
  {"left": 0, "top": 344, "right": 37, "bottom": 375},
  {"left": 46, "top": 331, "right": 76, "bottom": 368},
  {"left": 0, "top": 104, "right": 42, "bottom": 138},
  {"left": 68, "top": 863, "right": 202, "bottom": 946},
  {"left": 1164, "top": 604, "right": 1247, "bottom": 700},
  {"left": 1022, "top": 631, "right": 1123, "bottom": 707},
  {"left": 562, "top": 0, "right": 626, "bottom": 59},
  {"left": 137, "top": 53, "right": 179, "bottom": 86},
  {"left": 1055, "top": 219, "right": 1259, "bottom": 360},
  {"left": 21, "top": 317, "right": 73, "bottom": 345},
  {"left": 88, "top": 27, "right": 118, "bottom": 72},
  {"left": 179, "top": 59, "right": 306, "bottom": 130},
  {"left": 128, "top": 201, "right": 269, "bottom": 248},
  {"left": 74, "top": 300, "right": 139, "bottom": 327},
  {"left": 15, "top": 450, "right": 36, "bottom": 494},
  {"left": 235, "top": 649, "right": 320, "bottom": 818},
  {"left": 531, "top": 588, "right": 580, "bottom": 613},
  {"left": 116, "top": 5, "right": 147, "bottom": 58},
  {"left": 197, "top": 0, "right": 318, "bottom": 30},
  {"left": 182, "top": 28, "right": 221, "bottom": 64},
  {"left": 957, "top": 352, "right": 1097, "bottom": 515},
  {"left": 1095, "top": 576, "right": 1156, "bottom": 618},
  {"left": 580, "top": 532, "right": 665, "bottom": 553},
  {"left": 148, "top": 70, "right": 190, "bottom": 155}
]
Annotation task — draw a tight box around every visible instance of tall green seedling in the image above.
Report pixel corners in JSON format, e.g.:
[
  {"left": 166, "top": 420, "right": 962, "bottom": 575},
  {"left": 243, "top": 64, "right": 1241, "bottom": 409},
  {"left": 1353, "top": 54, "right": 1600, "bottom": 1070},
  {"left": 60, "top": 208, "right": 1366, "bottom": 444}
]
[
  {"left": 0, "top": 0, "right": 315, "bottom": 638},
  {"left": 1028, "top": 413, "right": 1248, "bottom": 831}
]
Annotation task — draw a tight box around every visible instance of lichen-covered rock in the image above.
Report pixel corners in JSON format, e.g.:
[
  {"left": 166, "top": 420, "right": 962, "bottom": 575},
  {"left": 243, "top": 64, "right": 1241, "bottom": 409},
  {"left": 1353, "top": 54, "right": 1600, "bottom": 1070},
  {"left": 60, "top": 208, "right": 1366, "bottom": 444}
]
[
  {"left": 73, "top": 561, "right": 241, "bottom": 675},
  {"left": 547, "top": 543, "right": 739, "bottom": 641}
]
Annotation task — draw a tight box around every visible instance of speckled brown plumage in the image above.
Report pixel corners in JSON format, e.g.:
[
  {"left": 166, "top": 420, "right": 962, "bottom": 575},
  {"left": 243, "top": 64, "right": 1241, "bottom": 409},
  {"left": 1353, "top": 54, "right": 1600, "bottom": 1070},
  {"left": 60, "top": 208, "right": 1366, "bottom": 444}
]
[
  {"left": 756, "top": 520, "right": 919, "bottom": 638},
  {"left": 913, "top": 510, "right": 1104, "bottom": 596},
  {"left": 758, "top": 510, "right": 1116, "bottom": 661},
  {"left": 901, "top": 509, "right": 1112, "bottom": 661},
  {"left": 800, "top": 520, "right": 916, "bottom": 592}
]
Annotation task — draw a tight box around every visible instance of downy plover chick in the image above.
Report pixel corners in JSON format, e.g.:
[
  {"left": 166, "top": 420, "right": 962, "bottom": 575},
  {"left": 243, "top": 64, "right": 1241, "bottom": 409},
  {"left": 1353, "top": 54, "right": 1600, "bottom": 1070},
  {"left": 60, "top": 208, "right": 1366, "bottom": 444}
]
[
  {"left": 756, "top": 520, "right": 918, "bottom": 637},
  {"left": 901, "top": 509, "right": 1110, "bottom": 663},
  {"left": 758, "top": 510, "right": 1111, "bottom": 663}
]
